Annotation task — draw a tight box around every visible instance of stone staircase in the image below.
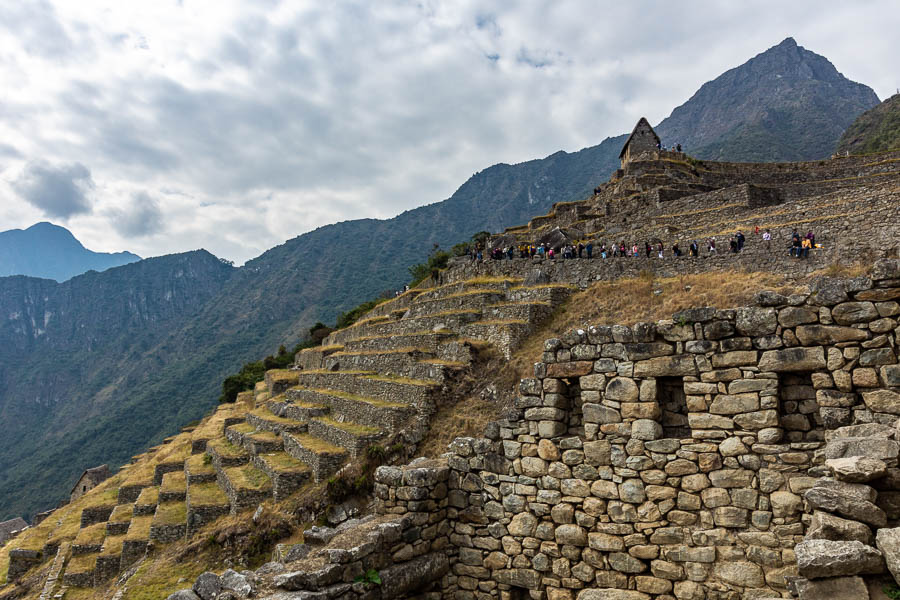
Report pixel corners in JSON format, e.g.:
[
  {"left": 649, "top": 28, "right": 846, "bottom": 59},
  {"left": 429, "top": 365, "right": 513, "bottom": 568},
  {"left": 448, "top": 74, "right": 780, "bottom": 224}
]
[{"left": 1, "top": 276, "right": 573, "bottom": 593}]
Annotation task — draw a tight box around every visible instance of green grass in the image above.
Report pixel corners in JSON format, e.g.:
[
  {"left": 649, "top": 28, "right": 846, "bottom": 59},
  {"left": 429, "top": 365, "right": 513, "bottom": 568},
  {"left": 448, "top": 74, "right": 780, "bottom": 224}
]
[
  {"left": 100, "top": 534, "right": 126, "bottom": 556},
  {"left": 81, "top": 484, "right": 120, "bottom": 509},
  {"left": 291, "top": 434, "right": 347, "bottom": 455},
  {"left": 152, "top": 502, "right": 187, "bottom": 526},
  {"left": 109, "top": 504, "right": 134, "bottom": 524},
  {"left": 185, "top": 454, "right": 216, "bottom": 476},
  {"left": 73, "top": 523, "right": 107, "bottom": 547},
  {"left": 125, "top": 516, "right": 153, "bottom": 541},
  {"left": 207, "top": 438, "right": 247, "bottom": 460},
  {"left": 258, "top": 452, "right": 309, "bottom": 473},
  {"left": 66, "top": 553, "right": 97, "bottom": 574},
  {"left": 187, "top": 482, "right": 229, "bottom": 507},
  {"left": 314, "top": 416, "right": 380, "bottom": 436},
  {"left": 225, "top": 465, "right": 272, "bottom": 492},
  {"left": 160, "top": 471, "right": 186, "bottom": 495},
  {"left": 135, "top": 487, "right": 159, "bottom": 507}
]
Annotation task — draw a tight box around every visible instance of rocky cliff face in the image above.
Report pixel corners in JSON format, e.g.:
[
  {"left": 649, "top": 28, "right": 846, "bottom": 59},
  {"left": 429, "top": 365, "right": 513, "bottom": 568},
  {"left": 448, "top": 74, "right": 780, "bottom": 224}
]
[
  {"left": 0, "top": 251, "right": 234, "bottom": 520},
  {"left": 0, "top": 222, "right": 140, "bottom": 282},
  {"left": 655, "top": 37, "right": 880, "bottom": 161}
]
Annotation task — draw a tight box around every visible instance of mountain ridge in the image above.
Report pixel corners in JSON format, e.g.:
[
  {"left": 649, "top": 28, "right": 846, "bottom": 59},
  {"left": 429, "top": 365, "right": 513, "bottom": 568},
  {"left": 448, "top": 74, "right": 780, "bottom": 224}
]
[{"left": 0, "top": 222, "right": 140, "bottom": 282}]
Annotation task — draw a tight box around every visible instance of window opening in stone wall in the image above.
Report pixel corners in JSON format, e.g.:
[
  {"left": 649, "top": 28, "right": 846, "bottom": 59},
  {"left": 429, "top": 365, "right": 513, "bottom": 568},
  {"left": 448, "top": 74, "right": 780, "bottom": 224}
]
[
  {"left": 82, "top": 485, "right": 86, "bottom": 492},
  {"left": 658, "top": 377, "right": 689, "bottom": 439},
  {"left": 504, "top": 587, "right": 529, "bottom": 600},
  {"left": 778, "top": 373, "right": 823, "bottom": 442}
]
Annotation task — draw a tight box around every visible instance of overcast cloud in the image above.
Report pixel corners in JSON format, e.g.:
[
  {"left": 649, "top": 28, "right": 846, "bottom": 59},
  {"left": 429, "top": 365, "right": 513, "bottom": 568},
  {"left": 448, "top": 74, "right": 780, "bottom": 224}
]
[{"left": 1, "top": 1, "right": 898, "bottom": 263}]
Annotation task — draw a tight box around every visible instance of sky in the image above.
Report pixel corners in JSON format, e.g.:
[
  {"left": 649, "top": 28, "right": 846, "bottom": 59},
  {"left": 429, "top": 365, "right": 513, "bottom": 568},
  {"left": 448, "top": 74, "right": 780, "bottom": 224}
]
[{"left": 1, "top": 1, "right": 898, "bottom": 265}]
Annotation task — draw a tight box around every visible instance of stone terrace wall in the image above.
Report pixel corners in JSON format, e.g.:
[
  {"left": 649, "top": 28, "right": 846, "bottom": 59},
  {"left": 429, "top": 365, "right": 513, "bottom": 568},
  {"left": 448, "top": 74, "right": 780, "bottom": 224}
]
[{"left": 430, "top": 259, "right": 900, "bottom": 600}]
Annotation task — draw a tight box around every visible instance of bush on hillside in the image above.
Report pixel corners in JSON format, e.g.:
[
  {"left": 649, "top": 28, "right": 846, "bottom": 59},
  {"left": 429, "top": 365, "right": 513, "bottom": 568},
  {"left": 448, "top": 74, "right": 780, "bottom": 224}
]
[{"left": 408, "top": 246, "right": 450, "bottom": 287}]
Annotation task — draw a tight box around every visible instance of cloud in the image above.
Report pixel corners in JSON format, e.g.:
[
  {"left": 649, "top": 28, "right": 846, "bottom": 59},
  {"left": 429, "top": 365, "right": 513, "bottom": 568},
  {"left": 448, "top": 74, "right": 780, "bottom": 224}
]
[
  {"left": 13, "top": 161, "right": 94, "bottom": 219},
  {"left": 0, "top": 1, "right": 898, "bottom": 263},
  {"left": 110, "top": 191, "right": 164, "bottom": 238}
]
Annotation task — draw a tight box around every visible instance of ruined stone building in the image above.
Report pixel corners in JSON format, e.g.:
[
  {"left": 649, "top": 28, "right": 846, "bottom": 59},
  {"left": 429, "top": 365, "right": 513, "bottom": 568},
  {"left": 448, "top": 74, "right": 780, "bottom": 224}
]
[{"left": 69, "top": 465, "right": 111, "bottom": 504}]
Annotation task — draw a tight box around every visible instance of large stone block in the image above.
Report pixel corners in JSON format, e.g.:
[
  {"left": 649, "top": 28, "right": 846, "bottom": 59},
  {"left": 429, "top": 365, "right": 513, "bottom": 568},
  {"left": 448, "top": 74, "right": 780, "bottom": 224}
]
[
  {"left": 794, "top": 325, "right": 868, "bottom": 345},
  {"left": 708, "top": 393, "right": 759, "bottom": 415},
  {"left": 758, "top": 347, "right": 826, "bottom": 372},
  {"left": 605, "top": 377, "right": 639, "bottom": 402},
  {"left": 736, "top": 307, "right": 777, "bottom": 336},
  {"left": 795, "top": 539, "right": 884, "bottom": 579},
  {"left": 804, "top": 484, "right": 887, "bottom": 527},
  {"left": 862, "top": 390, "right": 900, "bottom": 415},
  {"left": 633, "top": 354, "right": 697, "bottom": 377},
  {"left": 546, "top": 361, "right": 594, "bottom": 377},
  {"left": 825, "top": 437, "right": 899, "bottom": 462},
  {"left": 792, "top": 576, "right": 869, "bottom": 600},
  {"left": 713, "top": 561, "right": 765, "bottom": 587},
  {"left": 826, "top": 456, "right": 888, "bottom": 483},
  {"left": 831, "top": 301, "right": 878, "bottom": 325},
  {"left": 876, "top": 527, "right": 900, "bottom": 585},
  {"left": 806, "top": 510, "right": 874, "bottom": 545},
  {"left": 778, "top": 306, "right": 818, "bottom": 327}
]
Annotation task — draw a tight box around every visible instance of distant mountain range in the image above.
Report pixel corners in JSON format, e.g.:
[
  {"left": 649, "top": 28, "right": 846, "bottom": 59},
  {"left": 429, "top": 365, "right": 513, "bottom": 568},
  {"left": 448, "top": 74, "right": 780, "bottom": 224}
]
[
  {"left": 0, "top": 222, "right": 140, "bottom": 282},
  {"left": 0, "top": 38, "right": 883, "bottom": 519},
  {"left": 836, "top": 93, "right": 900, "bottom": 155}
]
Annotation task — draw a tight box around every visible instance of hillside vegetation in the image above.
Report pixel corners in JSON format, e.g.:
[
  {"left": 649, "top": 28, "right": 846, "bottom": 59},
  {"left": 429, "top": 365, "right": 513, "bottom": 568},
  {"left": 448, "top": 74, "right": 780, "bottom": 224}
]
[{"left": 836, "top": 94, "right": 900, "bottom": 155}]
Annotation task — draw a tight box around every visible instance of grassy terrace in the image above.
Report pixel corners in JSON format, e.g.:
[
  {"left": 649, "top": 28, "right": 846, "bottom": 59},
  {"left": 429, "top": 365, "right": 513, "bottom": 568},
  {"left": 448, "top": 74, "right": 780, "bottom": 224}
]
[
  {"left": 44, "top": 506, "right": 81, "bottom": 549},
  {"left": 249, "top": 407, "right": 304, "bottom": 426},
  {"left": 247, "top": 430, "right": 281, "bottom": 443},
  {"left": 408, "top": 309, "right": 480, "bottom": 320},
  {"left": 160, "top": 472, "right": 186, "bottom": 495},
  {"left": 314, "top": 416, "right": 379, "bottom": 436},
  {"left": 100, "top": 534, "right": 126, "bottom": 556},
  {"left": 414, "top": 288, "right": 505, "bottom": 304},
  {"left": 291, "top": 433, "right": 346, "bottom": 455},
  {"left": 419, "top": 358, "right": 466, "bottom": 367},
  {"left": 192, "top": 405, "right": 248, "bottom": 441},
  {"left": 348, "top": 330, "right": 453, "bottom": 342},
  {"left": 109, "top": 504, "right": 134, "bottom": 524},
  {"left": 306, "top": 387, "right": 407, "bottom": 408},
  {"left": 207, "top": 438, "right": 247, "bottom": 460},
  {"left": 363, "top": 373, "right": 439, "bottom": 386},
  {"left": 471, "top": 319, "right": 528, "bottom": 326},
  {"left": 153, "top": 502, "right": 187, "bottom": 526},
  {"left": 254, "top": 380, "right": 267, "bottom": 392},
  {"left": 225, "top": 465, "right": 272, "bottom": 492},
  {"left": 73, "top": 523, "right": 107, "bottom": 547},
  {"left": 81, "top": 481, "right": 121, "bottom": 509},
  {"left": 331, "top": 346, "right": 428, "bottom": 357},
  {"left": 258, "top": 452, "right": 309, "bottom": 473},
  {"left": 123, "top": 459, "right": 157, "bottom": 488},
  {"left": 125, "top": 516, "right": 153, "bottom": 541},
  {"left": 135, "top": 487, "right": 159, "bottom": 507},
  {"left": 188, "top": 482, "right": 229, "bottom": 507},
  {"left": 156, "top": 440, "right": 191, "bottom": 465},
  {"left": 266, "top": 369, "right": 300, "bottom": 384},
  {"left": 67, "top": 552, "right": 97, "bottom": 574},
  {"left": 510, "top": 283, "right": 578, "bottom": 291},
  {"left": 227, "top": 422, "right": 256, "bottom": 435},
  {"left": 488, "top": 301, "right": 552, "bottom": 308},
  {"left": 185, "top": 454, "right": 216, "bottom": 476}
]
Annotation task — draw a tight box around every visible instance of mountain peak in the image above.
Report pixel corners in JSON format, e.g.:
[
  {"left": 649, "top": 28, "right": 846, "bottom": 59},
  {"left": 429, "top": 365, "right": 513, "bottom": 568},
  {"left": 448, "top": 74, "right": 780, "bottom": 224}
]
[
  {"left": 0, "top": 223, "right": 140, "bottom": 281},
  {"left": 775, "top": 36, "right": 798, "bottom": 49}
]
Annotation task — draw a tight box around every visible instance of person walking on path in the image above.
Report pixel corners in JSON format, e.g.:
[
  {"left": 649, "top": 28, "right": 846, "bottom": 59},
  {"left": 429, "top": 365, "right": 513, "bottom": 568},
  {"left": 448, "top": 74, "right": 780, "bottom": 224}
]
[
  {"left": 762, "top": 229, "right": 772, "bottom": 250},
  {"left": 736, "top": 231, "right": 745, "bottom": 252},
  {"left": 657, "top": 241, "right": 664, "bottom": 258},
  {"left": 586, "top": 241, "right": 593, "bottom": 259},
  {"left": 689, "top": 240, "right": 698, "bottom": 257},
  {"left": 708, "top": 238, "right": 717, "bottom": 254}
]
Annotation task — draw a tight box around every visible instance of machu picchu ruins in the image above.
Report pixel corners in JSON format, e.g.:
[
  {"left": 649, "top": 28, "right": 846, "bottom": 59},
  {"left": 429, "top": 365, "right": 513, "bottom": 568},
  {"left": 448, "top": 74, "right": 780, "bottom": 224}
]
[{"left": 2, "top": 114, "right": 900, "bottom": 600}]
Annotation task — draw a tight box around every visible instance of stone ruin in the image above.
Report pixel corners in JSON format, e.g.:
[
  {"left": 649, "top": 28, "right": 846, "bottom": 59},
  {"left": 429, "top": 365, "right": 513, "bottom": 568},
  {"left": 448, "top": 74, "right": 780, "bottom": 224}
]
[{"left": 162, "top": 258, "right": 900, "bottom": 600}]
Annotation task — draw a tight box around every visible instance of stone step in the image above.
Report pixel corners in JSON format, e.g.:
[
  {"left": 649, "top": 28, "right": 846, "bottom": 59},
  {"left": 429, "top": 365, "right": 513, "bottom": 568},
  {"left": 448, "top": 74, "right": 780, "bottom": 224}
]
[
  {"left": 356, "top": 310, "right": 483, "bottom": 340},
  {"left": 288, "top": 387, "right": 414, "bottom": 430},
  {"left": 191, "top": 408, "right": 247, "bottom": 454},
  {"left": 224, "top": 421, "right": 256, "bottom": 447},
  {"left": 406, "top": 290, "right": 507, "bottom": 318},
  {"left": 282, "top": 432, "right": 349, "bottom": 483},
  {"left": 186, "top": 481, "right": 230, "bottom": 536},
  {"left": 62, "top": 552, "right": 97, "bottom": 588},
  {"left": 295, "top": 344, "right": 344, "bottom": 370},
  {"left": 184, "top": 454, "right": 217, "bottom": 484},
  {"left": 505, "top": 283, "right": 576, "bottom": 304},
  {"left": 323, "top": 348, "right": 460, "bottom": 381},
  {"left": 357, "top": 289, "right": 423, "bottom": 318},
  {"left": 121, "top": 515, "right": 152, "bottom": 570},
  {"left": 264, "top": 369, "right": 300, "bottom": 396},
  {"left": 72, "top": 523, "right": 106, "bottom": 556},
  {"left": 95, "top": 535, "right": 125, "bottom": 584},
  {"left": 342, "top": 330, "right": 456, "bottom": 353},
  {"left": 105, "top": 504, "right": 133, "bottom": 536},
  {"left": 206, "top": 438, "right": 250, "bottom": 470},
  {"left": 159, "top": 471, "right": 187, "bottom": 503},
  {"left": 413, "top": 277, "right": 521, "bottom": 301},
  {"left": 242, "top": 429, "right": 285, "bottom": 455},
  {"left": 307, "top": 417, "right": 383, "bottom": 457},
  {"left": 293, "top": 371, "right": 439, "bottom": 406},
  {"left": 246, "top": 407, "right": 308, "bottom": 435},
  {"left": 482, "top": 301, "right": 552, "bottom": 323},
  {"left": 150, "top": 501, "right": 187, "bottom": 543},
  {"left": 132, "top": 487, "right": 159, "bottom": 517},
  {"left": 252, "top": 452, "right": 311, "bottom": 501},
  {"left": 267, "top": 398, "right": 329, "bottom": 422},
  {"left": 218, "top": 464, "right": 273, "bottom": 514},
  {"left": 460, "top": 320, "right": 532, "bottom": 360}
]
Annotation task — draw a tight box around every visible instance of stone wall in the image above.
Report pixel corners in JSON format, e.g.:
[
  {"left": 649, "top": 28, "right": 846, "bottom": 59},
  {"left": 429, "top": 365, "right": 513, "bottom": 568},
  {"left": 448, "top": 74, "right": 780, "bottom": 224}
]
[{"left": 426, "top": 258, "right": 900, "bottom": 600}]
